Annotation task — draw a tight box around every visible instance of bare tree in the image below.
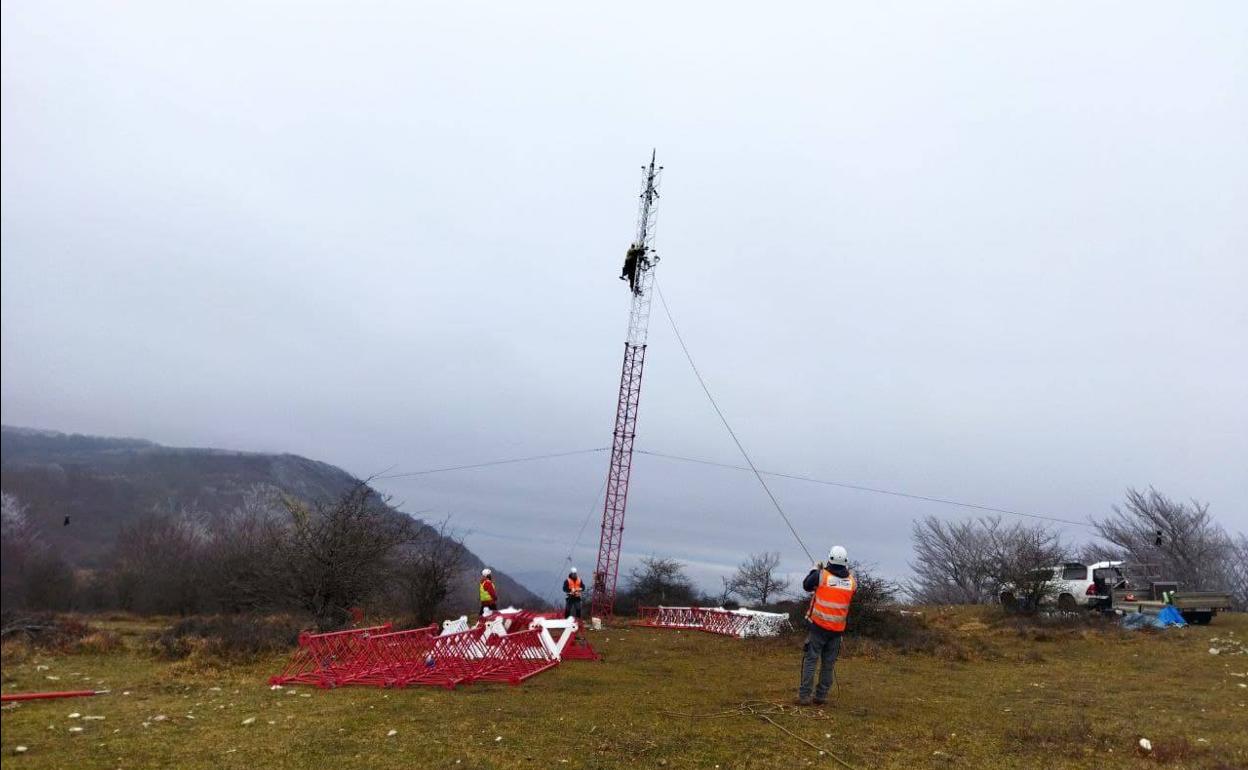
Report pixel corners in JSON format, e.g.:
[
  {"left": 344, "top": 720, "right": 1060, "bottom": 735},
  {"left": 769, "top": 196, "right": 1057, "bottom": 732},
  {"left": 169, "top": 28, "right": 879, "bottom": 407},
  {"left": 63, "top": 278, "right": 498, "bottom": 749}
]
[
  {"left": 908, "top": 516, "right": 999, "bottom": 604},
  {"left": 396, "top": 518, "right": 467, "bottom": 625},
  {"left": 620, "top": 555, "right": 698, "bottom": 612},
  {"left": 1, "top": 492, "right": 40, "bottom": 607},
  {"left": 988, "top": 520, "right": 1066, "bottom": 612},
  {"left": 272, "top": 481, "right": 415, "bottom": 630},
  {"left": 727, "top": 551, "right": 790, "bottom": 606},
  {"left": 1228, "top": 532, "right": 1248, "bottom": 611},
  {"left": 909, "top": 515, "right": 1067, "bottom": 610},
  {"left": 199, "top": 498, "right": 287, "bottom": 613},
  {"left": 113, "top": 512, "right": 206, "bottom": 615},
  {"left": 1092, "top": 487, "right": 1232, "bottom": 590}
]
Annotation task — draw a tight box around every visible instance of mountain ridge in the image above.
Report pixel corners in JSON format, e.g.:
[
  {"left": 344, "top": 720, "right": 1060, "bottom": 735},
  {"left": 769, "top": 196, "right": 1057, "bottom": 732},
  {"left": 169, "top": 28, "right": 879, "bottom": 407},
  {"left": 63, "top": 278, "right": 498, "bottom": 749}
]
[{"left": 0, "top": 424, "right": 545, "bottom": 610}]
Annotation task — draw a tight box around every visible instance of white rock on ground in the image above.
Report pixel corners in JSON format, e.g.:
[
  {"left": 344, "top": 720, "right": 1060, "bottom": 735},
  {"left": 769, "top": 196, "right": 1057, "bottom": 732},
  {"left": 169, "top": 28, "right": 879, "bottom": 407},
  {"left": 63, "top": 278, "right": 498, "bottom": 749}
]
[{"left": 1139, "top": 738, "right": 1153, "bottom": 751}]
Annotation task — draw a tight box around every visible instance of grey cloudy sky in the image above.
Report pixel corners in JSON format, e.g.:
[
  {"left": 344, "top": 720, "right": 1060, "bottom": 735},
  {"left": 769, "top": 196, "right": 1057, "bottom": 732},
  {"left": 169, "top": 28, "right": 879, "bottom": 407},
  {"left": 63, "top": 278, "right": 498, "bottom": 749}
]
[{"left": 3, "top": 1, "right": 1246, "bottom": 599}]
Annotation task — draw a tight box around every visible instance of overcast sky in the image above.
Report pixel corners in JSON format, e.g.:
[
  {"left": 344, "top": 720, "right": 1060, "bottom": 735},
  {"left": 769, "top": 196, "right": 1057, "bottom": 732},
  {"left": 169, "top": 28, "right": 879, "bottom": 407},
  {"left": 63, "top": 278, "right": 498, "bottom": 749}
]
[{"left": 3, "top": 2, "right": 1245, "bottom": 600}]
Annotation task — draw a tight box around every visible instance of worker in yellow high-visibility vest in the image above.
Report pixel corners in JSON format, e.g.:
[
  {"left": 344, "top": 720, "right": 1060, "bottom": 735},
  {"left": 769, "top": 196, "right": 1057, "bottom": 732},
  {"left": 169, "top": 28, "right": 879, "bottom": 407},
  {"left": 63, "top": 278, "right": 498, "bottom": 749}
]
[
  {"left": 798, "top": 545, "right": 856, "bottom": 706},
  {"left": 479, "top": 568, "right": 498, "bottom": 616}
]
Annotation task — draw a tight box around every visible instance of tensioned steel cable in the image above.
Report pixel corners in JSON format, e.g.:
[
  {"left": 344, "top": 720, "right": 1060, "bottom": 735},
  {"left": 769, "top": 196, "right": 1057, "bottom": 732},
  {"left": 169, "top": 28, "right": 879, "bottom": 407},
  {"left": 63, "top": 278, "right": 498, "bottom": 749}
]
[
  {"left": 634, "top": 449, "right": 1095, "bottom": 529},
  {"left": 541, "top": 475, "right": 611, "bottom": 606},
  {"left": 376, "top": 443, "right": 1094, "bottom": 530},
  {"left": 655, "top": 281, "right": 817, "bottom": 563},
  {"left": 376, "top": 447, "right": 608, "bottom": 480}
]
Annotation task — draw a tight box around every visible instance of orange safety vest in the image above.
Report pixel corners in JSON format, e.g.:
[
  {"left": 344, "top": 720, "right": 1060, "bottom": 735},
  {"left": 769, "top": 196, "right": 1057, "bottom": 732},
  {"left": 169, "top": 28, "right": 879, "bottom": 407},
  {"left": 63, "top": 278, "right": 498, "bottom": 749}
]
[
  {"left": 566, "top": 576, "right": 583, "bottom": 597},
  {"left": 807, "top": 569, "right": 856, "bottom": 632}
]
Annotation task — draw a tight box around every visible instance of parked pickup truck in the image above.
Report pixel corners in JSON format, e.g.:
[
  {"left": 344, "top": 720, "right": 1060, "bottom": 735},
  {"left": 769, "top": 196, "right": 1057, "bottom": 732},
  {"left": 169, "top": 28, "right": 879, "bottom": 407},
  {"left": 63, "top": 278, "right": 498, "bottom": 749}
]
[{"left": 1111, "top": 586, "right": 1233, "bottom": 625}]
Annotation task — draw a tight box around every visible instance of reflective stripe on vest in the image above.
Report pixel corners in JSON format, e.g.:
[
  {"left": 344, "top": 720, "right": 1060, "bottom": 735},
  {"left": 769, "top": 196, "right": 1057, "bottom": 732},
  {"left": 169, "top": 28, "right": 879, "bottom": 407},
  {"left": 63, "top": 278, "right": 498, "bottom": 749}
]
[
  {"left": 807, "top": 569, "right": 856, "bottom": 632},
  {"left": 479, "top": 579, "right": 493, "bottom": 602}
]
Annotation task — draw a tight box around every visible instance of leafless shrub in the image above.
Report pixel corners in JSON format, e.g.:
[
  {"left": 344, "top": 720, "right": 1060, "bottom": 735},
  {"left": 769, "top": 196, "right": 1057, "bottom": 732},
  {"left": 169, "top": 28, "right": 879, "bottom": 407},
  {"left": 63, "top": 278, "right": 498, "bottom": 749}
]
[
  {"left": 844, "top": 561, "right": 902, "bottom": 634},
  {"left": 74, "top": 629, "right": 123, "bottom": 655},
  {"left": 112, "top": 512, "right": 205, "bottom": 615},
  {"left": 198, "top": 499, "right": 286, "bottom": 613},
  {"left": 152, "top": 614, "right": 304, "bottom": 661},
  {"left": 394, "top": 518, "right": 467, "bottom": 626},
  {"left": 1, "top": 492, "right": 76, "bottom": 610},
  {"left": 270, "top": 481, "right": 415, "bottom": 630},
  {"left": 0, "top": 611, "right": 94, "bottom": 651}
]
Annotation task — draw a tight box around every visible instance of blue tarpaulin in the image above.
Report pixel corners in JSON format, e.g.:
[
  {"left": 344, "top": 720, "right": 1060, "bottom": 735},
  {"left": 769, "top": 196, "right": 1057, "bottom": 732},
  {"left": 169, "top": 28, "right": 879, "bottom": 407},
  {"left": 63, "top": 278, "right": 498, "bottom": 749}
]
[
  {"left": 1120, "top": 607, "right": 1188, "bottom": 629},
  {"left": 1157, "top": 606, "right": 1188, "bottom": 627}
]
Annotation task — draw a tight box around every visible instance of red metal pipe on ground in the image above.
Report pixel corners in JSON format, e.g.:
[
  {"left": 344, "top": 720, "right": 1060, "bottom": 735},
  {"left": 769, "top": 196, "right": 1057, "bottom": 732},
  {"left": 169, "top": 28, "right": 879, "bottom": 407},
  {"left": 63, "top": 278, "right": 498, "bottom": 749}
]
[{"left": 1, "top": 690, "right": 104, "bottom": 703}]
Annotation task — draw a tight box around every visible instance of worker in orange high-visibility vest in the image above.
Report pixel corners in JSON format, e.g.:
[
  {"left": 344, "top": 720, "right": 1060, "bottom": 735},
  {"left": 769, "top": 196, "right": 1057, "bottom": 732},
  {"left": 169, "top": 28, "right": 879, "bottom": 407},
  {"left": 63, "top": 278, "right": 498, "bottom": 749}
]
[
  {"left": 798, "top": 545, "right": 856, "bottom": 706},
  {"left": 479, "top": 568, "right": 498, "bottom": 616},
  {"left": 562, "top": 567, "right": 585, "bottom": 620}
]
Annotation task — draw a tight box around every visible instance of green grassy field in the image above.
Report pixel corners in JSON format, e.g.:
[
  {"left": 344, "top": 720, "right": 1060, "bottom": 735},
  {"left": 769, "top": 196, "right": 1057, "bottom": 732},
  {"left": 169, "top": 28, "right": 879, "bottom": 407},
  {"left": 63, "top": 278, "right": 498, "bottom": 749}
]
[{"left": 2, "top": 610, "right": 1245, "bottom": 769}]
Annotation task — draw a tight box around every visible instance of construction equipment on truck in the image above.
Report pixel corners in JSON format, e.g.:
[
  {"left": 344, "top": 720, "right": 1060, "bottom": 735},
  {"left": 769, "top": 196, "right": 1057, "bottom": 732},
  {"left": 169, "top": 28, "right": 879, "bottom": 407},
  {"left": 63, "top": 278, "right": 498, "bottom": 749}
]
[{"left": 1109, "top": 564, "right": 1233, "bottom": 625}]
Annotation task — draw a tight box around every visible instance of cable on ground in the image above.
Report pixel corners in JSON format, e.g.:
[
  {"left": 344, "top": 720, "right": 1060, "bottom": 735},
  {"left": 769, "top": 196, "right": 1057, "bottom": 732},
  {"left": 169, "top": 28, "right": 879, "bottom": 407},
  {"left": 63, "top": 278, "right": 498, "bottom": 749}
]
[{"left": 660, "top": 701, "right": 859, "bottom": 769}]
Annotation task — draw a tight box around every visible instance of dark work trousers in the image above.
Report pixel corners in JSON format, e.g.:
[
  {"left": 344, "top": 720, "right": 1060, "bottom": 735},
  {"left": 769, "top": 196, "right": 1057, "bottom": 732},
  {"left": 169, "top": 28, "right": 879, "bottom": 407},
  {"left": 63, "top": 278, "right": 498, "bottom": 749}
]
[
  {"left": 798, "top": 625, "right": 843, "bottom": 700},
  {"left": 564, "top": 596, "right": 583, "bottom": 619}
]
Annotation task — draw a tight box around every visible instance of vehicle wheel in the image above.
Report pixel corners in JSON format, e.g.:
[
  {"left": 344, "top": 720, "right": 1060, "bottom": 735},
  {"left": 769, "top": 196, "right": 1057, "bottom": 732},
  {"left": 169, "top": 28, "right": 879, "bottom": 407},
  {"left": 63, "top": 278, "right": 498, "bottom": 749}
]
[
  {"left": 1057, "top": 594, "right": 1078, "bottom": 612},
  {"left": 1182, "top": 611, "right": 1213, "bottom": 625}
]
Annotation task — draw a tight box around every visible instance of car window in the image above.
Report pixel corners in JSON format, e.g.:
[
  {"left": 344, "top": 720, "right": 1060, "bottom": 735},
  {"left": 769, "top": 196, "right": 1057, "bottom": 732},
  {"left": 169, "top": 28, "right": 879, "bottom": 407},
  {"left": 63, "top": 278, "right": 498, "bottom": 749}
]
[{"left": 1062, "top": 564, "right": 1087, "bottom": 581}]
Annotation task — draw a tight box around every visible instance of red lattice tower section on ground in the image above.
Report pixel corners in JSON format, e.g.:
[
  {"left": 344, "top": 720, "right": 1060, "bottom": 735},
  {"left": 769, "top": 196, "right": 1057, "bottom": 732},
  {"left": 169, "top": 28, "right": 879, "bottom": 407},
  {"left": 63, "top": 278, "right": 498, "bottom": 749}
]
[{"left": 591, "top": 151, "right": 664, "bottom": 621}]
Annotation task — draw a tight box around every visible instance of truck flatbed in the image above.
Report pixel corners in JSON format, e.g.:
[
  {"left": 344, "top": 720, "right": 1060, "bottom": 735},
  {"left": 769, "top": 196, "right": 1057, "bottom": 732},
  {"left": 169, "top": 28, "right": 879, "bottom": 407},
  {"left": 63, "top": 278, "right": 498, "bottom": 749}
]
[{"left": 1111, "top": 589, "right": 1232, "bottom": 624}]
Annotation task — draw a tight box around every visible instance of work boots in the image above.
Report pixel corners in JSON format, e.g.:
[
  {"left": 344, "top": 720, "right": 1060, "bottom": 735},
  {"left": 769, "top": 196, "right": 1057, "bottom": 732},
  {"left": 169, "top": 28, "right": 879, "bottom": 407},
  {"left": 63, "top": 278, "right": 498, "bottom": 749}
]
[{"left": 795, "top": 696, "right": 813, "bottom": 706}]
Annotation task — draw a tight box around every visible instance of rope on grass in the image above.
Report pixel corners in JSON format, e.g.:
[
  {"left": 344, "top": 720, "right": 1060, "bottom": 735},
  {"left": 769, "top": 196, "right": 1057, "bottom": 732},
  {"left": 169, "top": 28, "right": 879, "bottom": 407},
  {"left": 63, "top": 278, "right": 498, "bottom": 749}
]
[{"left": 659, "top": 701, "right": 860, "bottom": 770}]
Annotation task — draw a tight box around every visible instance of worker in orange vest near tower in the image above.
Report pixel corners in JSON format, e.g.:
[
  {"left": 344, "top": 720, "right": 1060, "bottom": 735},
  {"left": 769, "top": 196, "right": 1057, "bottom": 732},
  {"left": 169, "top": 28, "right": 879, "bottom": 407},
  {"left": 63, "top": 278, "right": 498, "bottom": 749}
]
[
  {"left": 562, "top": 567, "right": 585, "bottom": 620},
  {"left": 797, "top": 545, "right": 856, "bottom": 706},
  {"left": 479, "top": 568, "right": 498, "bottom": 616}
]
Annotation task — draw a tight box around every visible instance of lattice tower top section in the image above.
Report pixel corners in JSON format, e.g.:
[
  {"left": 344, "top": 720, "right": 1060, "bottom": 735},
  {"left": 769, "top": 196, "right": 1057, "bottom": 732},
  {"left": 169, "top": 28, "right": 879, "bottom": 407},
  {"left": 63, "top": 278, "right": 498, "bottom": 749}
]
[{"left": 625, "top": 151, "right": 663, "bottom": 347}]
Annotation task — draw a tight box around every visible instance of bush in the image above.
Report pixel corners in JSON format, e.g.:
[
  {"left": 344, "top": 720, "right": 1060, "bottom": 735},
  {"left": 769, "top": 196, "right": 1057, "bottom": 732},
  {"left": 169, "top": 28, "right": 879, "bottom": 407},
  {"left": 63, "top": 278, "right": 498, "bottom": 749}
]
[
  {"left": 74, "top": 630, "right": 123, "bottom": 655},
  {"left": 152, "top": 615, "right": 305, "bottom": 661},
  {"left": 0, "top": 611, "right": 93, "bottom": 651}
]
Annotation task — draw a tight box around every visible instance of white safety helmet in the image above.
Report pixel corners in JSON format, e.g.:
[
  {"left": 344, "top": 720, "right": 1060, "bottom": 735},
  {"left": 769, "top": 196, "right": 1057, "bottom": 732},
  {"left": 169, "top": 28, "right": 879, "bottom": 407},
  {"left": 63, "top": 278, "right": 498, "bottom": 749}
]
[
  {"left": 570, "top": 567, "right": 578, "bottom": 573},
  {"left": 827, "top": 545, "right": 849, "bottom": 566},
  {"left": 481, "top": 568, "right": 492, "bottom": 577}
]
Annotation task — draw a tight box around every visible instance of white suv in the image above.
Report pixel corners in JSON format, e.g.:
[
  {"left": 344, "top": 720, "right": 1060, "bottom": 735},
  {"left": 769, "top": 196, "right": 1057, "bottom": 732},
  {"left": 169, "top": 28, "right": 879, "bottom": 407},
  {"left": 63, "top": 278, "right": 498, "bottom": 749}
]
[
  {"left": 1000, "top": 561, "right": 1125, "bottom": 611},
  {"left": 1045, "top": 561, "right": 1125, "bottom": 610}
]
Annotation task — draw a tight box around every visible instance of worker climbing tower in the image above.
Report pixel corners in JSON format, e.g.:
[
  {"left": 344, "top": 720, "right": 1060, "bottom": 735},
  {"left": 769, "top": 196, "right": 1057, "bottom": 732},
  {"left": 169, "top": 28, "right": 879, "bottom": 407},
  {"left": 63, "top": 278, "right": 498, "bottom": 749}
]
[{"left": 591, "top": 151, "right": 663, "bottom": 620}]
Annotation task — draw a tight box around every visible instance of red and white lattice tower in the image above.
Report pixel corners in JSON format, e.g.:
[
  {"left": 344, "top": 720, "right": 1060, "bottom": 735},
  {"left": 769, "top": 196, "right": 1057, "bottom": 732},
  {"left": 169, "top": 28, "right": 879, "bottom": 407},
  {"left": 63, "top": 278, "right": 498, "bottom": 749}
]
[{"left": 591, "top": 151, "right": 663, "bottom": 620}]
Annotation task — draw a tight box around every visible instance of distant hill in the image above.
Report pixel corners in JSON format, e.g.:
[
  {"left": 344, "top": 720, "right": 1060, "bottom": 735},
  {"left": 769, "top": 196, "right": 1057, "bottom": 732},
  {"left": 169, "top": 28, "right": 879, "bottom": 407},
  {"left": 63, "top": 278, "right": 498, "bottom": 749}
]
[{"left": 0, "top": 425, "right": 544, "bottom": 610}]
